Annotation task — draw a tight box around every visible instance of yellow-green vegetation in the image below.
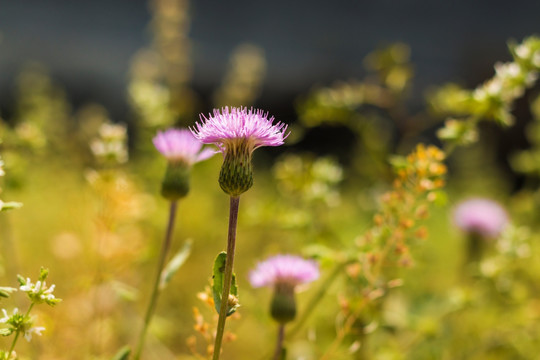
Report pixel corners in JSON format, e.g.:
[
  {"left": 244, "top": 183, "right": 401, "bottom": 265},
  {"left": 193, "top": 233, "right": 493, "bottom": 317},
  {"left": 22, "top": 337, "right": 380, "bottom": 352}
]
[{"left": 2, "top": 10, "right": 540, "bottom": 359}]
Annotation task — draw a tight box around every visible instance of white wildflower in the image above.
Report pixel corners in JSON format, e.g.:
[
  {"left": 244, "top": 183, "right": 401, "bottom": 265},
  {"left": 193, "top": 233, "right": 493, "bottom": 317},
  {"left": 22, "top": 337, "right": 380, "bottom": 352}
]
[
  {"left": 0, "top": 308, "right": 18, "bottom": 323},
  {"left": 41, "top": 284, "right": 56, "bottom": 301},
  {"left": 24, "top": 326, "right": 45, "bottom": 342},
  {"left": 20, "top": 278, "right": 59, "bottom": 304},
  {"left": 19, "top": 278, "right": 34, "bottom": 293},
  {"left": 473, "top": 78, "right": 502, "bottom": 101},
  {"left": 0, "top": 308, "right": 10, "bottom": 323},
  {"left": 495, "top": 62, "right": 522, "bottom": 80},
  {"left": 515, "top": 44, "right": 531, "bottom": 59}
]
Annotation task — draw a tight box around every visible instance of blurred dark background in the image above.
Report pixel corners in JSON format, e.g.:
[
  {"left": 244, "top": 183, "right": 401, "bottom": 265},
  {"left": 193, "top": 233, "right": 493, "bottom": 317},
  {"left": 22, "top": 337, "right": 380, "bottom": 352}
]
[{"left": 0, "top": 0, "right": 539, "bottom": 124}]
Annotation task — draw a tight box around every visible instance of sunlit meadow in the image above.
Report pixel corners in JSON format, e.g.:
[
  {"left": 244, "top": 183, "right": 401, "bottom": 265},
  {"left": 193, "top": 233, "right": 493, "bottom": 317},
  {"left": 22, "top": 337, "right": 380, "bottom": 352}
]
[{"left": 2, "top": 2, "right": 540, "bottom": 360}]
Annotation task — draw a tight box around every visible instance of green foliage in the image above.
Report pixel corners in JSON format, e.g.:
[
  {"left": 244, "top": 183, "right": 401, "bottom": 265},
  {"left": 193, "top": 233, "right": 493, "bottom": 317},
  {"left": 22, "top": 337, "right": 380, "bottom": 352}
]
[
  {"left": 3, "top": 25, "right": 540, "bottom": 359},
  {"left": 160, "top": 239, "right": 192, "bottom": 289},
  {"left": 110, "top": 346, "right": 131, "bottom": 360},
  {"left": 212, "top": 252, "right": 239, "bottom": 317},
  {"left": 297, "top": 43, "right": 414, "bottom": 130},
  {"left": 0, "top": 201, "right": 22, "bottom": 212},
  {"left": 510, "top": 94, "right": 540, "bottom": 176},
  {"left": 1, "top": 269, "right": 60, "bottom": 359},
  {"left": 433, "top": 36, "right": 540, "bottom": 148},
  {"left": 0, "top": 288, "right": 16, "bottom": 299}
]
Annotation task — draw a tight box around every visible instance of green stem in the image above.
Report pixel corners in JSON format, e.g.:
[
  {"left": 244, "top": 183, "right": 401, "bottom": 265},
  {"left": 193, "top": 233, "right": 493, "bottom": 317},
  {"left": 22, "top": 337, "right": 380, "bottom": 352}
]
[
  {"left": 133, "top": 200, "right": 178, "bottom": 360},
  {"left": 272, "top": 324, "right": 286, "bottom": 360},
  {"left": 466, "top": 233, "right": 484, "bottom": 265},
  {"left": 24, "top": 303, "right": 34, "bottom": 318},
  {"left": 213, "top": 196, "right": 240, "bottom": 360},
  {"left": 7, "top": 304, "right": 35, "bottom": 360},
  {"left": 7, "top": 331, "right": 20, "bottom": 359}
]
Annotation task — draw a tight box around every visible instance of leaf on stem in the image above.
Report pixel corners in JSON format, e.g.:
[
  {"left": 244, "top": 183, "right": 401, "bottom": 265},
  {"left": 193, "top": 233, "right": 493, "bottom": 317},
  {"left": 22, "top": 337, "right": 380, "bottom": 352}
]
[
  {"left": 110, "top": 345, "right": 131, "bottom": 360},
  {"left": 212, "top": 252, "right": 240, "bottom": 316},
  {"left": 0, "top": 328, "right": 13, "bottom": 336},
  {"left": 0, "top": 287, "right": 16, "bottom": 299},
  {"left": 160, "top": 239, "right": 192, "bottom": 289}
]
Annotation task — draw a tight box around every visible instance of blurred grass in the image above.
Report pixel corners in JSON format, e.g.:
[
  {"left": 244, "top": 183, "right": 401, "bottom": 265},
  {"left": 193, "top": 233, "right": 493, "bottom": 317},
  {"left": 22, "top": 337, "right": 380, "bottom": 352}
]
[
  {"left": 2, "top": 122, "right": 540, "bottom": 359},
  {"left": 1, "top": 17, "right": 540, "bottom": 358}
]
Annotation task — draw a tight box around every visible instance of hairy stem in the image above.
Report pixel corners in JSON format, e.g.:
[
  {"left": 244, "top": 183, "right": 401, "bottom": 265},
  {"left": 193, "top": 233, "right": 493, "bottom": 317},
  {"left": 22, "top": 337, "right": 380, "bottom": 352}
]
[
  {"left": 213, "top": 196, "right": 240, "bottom": 360},
  {"left": 134, "top": 200, "right": 178, "bottom": 360}
]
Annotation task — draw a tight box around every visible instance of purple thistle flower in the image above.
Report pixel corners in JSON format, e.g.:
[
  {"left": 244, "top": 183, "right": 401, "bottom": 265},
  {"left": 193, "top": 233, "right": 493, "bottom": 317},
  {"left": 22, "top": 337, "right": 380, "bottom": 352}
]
[
  {"left": 153, "top": 128, "right": 214, "bottom": 200},
  {"left": 153, "top": 128, "right": 215, "bottom": 165},
  {"left": 191, "top": 106, "right": 288, "bottom": 196},
  {"left": 453, "top": 198, "right": 509, "bottom": 238},
  {"left": 249, "top": 254, "right": 320, "bottom": 289},
  {"left": 191, "top": 106, "right": 288, "bottom": 154}
]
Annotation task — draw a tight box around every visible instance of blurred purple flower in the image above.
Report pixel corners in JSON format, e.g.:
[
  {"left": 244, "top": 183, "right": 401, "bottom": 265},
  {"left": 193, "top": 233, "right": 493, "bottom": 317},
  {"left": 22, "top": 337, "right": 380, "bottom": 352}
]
[
  {"left": 153, "top": 128, "right": 215, "bottom": 164},
  {"left": 453, "top": 198, "right": 509, "bottom": 238},
  {"left": 191, "top": 106, "right": 288, "bottom": 154},
  {"left": 249, "top": 254, "right": 319, "bottom": 289}
]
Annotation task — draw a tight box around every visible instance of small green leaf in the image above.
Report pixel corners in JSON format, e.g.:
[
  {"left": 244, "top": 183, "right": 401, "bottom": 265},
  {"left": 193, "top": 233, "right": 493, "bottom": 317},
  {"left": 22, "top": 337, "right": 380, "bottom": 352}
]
[
  {"left": 212, "top": 252, "right": 240, "bottom": 317},
  {"left": 17, "top": 275, "right": 26, "bottom": 287},
  {"left": 160, "top": 239, "right": 192, "bottom": 289},
  {"left": 230, "top": 273, "right": 238, "bottom": 297},
  {"left": 110, "top": 281, "right": 139, "bottom": 302},
  {"left": 212, "top": 252, "right": 227, "bottom": 315},
  {"left": 0, "top": 201, "right": 23, "bottom": 211},
  {"left": 39, "top": 267, "right": 49, "bottom": 282},
  {"left": 0, "top": 287, "right": 16, "bottom": 299},
  {"left": 389, "top": 155, "right": 407, "bottom": 170},
  {"left": 0, "top": 328, "right": 13, "bottom": 336},
  {"left": 111, "top": 346, "right": 131, "bottom": 360},
  {"left": 45, "top": 297, "right": 62, "bottom": 306}
]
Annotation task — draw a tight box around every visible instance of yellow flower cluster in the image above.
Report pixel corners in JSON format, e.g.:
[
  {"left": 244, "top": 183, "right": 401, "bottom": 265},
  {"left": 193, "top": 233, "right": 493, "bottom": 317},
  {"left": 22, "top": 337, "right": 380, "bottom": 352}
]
[{"left": 358, "top": 144, "right": 447, "bottom": 289}]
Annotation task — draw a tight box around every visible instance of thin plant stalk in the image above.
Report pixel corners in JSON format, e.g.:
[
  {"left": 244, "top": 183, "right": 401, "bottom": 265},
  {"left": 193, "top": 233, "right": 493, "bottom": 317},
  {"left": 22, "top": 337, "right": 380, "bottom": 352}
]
[
  {"left": 272, "top": 324, "right": 286, "bottom": 360},
  {"left": 287, "top": 261, "right": 349, "bottom": 340},
  {"left": 134, "top": 200, "right": 178, "bottom": 360},
  {"left": 7, "top": 303, "right": 34, "bottom": 359},
  {"left": 213, "top": 196, "right": 240, "bottom": 360}
]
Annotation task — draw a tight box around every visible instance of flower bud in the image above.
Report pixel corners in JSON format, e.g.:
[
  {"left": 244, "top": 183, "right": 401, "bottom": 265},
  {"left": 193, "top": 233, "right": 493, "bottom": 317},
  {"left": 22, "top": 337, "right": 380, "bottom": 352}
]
[
  {"left": 161, "top": 162, "right": 190, "bottom": 200},
  {"left": 270, "top": 283, "right": 296, "bottom": 324},
  {"left": 219, "top": 143, "right": 253, "bottom": 197}
]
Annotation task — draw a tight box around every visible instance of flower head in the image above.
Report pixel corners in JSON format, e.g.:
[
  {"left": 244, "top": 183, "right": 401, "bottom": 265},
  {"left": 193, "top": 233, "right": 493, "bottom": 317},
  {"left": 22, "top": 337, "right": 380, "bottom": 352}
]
[
  {"left": 153, "top": 128, "right": 215, "bottom": 165},
  {"left": 250, "top": 254, "right": 319, "bottom": 324},
  {"left": 191, "top": 107, "right": 288, "bottom": 196},
  {"left": 153, "top": 128, "right": 214, "bottom": 200},
  {"left": 192, "top": 106, "right": 288, "bottom": 153},
  {"left": 18, "top": 268, "right": 61, "bottom": 307},
  {"left": 249, "top": 254, "right": 319, "bottom": 289},
  {"left": 0, "top": 308, "right": 46, "bottom": 342},
  {"left": 24, "top": 325, "right": 45, "bottom": 342},
  {"left": 0, "top": 308, "right": 16, "bottom": 324},
  {"left": 453, "top": 198, "right": 509, "bottom": 238}
]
